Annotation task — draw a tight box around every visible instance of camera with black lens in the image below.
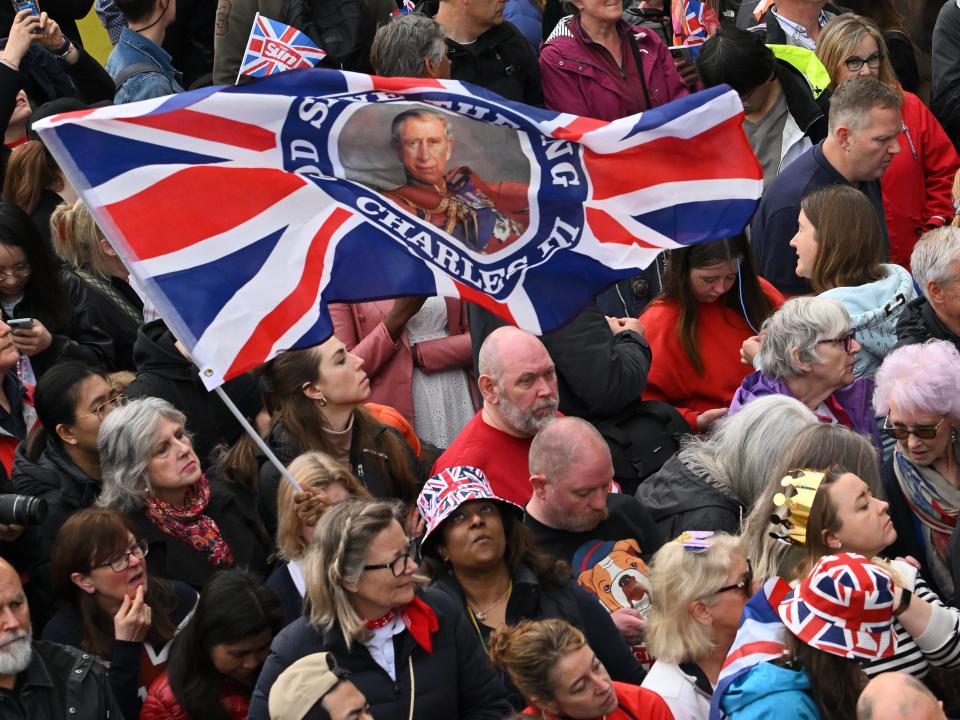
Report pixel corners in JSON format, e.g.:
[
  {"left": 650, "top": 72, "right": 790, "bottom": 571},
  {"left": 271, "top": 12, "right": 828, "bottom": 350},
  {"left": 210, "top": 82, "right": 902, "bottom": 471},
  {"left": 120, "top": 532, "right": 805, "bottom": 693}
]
[{"left": 0, "top": 494, "right": 47, "bottom": 526}]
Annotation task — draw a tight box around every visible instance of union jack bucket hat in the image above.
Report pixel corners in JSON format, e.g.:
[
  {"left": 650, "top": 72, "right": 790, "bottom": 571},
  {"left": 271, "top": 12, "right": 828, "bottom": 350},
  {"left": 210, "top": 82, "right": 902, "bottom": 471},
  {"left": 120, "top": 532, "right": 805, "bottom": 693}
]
[
  {"left": 417, "top": 466, "right": 523, "bottom": 555},
  {"left": 777, "top": 553, "right": 898, "bottom": 661}
]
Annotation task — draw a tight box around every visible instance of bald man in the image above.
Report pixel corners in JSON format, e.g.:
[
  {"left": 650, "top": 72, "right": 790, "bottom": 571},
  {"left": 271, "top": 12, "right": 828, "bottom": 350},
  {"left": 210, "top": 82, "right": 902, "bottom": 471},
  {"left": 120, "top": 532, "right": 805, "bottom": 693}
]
[
  {"left": 0, "top": 558, "right": 122, "bottom": 719},
  {"left": 857, "top": 672, "right": 946, "bottom": 720},
  {"left": 431, "top": 326, "right": 560, "bottom": 505}
]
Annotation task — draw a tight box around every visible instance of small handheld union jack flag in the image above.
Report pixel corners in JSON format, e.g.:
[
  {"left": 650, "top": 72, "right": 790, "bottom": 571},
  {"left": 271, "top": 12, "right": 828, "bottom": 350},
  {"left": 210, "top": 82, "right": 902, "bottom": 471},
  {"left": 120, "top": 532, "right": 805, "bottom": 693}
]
[
  {"left": 390, "top": 0, "right": 416, "bottom": 19},
  {"left": 237, "top": 13, "right": 327, "bottom": 81}
]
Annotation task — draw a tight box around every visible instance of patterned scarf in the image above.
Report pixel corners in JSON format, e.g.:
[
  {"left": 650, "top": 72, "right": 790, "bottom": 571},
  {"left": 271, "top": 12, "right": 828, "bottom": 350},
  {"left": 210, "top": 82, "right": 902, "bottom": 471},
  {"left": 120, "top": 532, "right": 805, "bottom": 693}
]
[{"left": 144, "top": 474, "right": 235, "bottom": 567}]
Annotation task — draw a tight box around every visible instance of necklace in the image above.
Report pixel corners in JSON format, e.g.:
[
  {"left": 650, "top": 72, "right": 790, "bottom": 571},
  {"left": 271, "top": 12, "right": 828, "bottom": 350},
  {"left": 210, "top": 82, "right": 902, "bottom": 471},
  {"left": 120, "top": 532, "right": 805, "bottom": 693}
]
[{"left": 469, "top": 580, "right": 512, "bottom": 622}]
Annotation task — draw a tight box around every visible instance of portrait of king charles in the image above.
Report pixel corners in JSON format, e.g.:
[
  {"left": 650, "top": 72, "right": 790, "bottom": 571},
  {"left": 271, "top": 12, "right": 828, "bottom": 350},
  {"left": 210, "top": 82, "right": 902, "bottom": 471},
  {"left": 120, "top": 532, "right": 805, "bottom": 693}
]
[{"left": 382, "top": 108, "right": 530, "bottom": 255}]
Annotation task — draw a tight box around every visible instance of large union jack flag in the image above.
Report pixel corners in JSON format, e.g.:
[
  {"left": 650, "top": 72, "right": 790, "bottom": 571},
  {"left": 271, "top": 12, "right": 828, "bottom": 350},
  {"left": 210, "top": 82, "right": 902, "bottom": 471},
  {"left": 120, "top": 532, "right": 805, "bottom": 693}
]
[
  {"left": 238, "top": 13, "right": 327, "bottom": 80},
  {"left": 34, "top": 70, "right": 762, "bottom": 390}
]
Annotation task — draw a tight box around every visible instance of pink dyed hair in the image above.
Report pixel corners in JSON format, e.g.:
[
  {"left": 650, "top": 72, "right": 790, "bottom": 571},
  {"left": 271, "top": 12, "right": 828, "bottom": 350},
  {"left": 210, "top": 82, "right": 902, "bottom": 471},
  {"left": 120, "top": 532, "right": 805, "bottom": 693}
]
[{"left": 873, "top": 340, "right": 960, "bottom": 424}]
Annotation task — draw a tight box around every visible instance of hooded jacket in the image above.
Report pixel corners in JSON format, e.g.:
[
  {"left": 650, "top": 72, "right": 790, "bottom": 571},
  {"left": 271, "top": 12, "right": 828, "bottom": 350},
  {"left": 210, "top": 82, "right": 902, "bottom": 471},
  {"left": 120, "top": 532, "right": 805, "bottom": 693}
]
[
  {"left": 125, "top": 320, "right": 261, "bottom": 467},
  {"left": 635, "top": 453, "right": 742, "bottom": 539},
  {"left": 728, "top": 370, "right": 881, "bottom": 450},
  {"left": 719, "top": 661, "right": 820, "bottom": 719},
  {"left": 768, "top": 55, "right": 828, "bottom": 176},
  {"left": 820, "top": 264, "right": 917, "bottom": 379},
  {"left": 895, "top": 295, "right": 960, "bottom": 353}
]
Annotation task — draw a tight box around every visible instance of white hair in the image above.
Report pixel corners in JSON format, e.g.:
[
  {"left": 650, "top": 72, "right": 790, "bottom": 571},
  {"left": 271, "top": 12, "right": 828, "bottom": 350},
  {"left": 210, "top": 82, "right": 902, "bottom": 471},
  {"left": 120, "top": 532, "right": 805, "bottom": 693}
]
[
  {"left": 759, "top": 296, "right": 850, "bottom": 380},
  {"left": 911, "top": 226, "right": 960, "bottom": 298}
]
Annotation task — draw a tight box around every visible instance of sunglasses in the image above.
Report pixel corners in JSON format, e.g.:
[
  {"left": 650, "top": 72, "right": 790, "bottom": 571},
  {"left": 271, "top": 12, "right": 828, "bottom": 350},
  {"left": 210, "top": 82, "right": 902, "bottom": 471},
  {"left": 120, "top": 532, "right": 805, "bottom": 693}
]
[
  {"left": 710, "top": 558, "right": 753, "bottom": 598},
  {"left": 881, "top": 416, "right": 946, "bottom": 441}
]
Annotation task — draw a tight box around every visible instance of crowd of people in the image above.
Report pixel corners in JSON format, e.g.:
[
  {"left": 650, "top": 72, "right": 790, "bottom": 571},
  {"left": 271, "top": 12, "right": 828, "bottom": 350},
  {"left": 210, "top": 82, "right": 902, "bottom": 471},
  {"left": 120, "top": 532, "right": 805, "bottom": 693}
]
[{"left": 1, "top": 0, "right": 960, "bottom": 719}]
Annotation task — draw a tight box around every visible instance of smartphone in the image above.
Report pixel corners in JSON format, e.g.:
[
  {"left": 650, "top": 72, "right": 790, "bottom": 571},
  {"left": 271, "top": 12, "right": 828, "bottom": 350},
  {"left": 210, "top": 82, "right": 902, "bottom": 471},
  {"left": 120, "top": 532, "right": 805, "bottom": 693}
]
[
  {"left": 668, "top": 46, "right": 696, "bottom": 65},
  {"left": 7, "top": 318, "right": 33, "bottom": 331},
  {"left": 11, "top": 0, "right": 39, "bottom": 16}
]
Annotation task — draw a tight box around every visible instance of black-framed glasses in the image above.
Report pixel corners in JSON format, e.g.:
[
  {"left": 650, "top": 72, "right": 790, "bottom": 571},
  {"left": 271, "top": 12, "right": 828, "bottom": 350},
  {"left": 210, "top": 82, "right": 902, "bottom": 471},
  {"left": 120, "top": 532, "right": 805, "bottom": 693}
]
[
  {"left": 882, "top": 416, "right": 946, "bottom": 441},
  {"left": 71, "top": 394, "right": 127, "bottom": 423},
  {"left": 94, "top": 539, "right": 148, "bottom": 573},
  {"left": 709, "top": 559, "right": 753, "bottom": 598},
  {"left": 844, "top": 51, "right": 884, "bottom": 73},
  {"left": 362, "top": 540, "right": 416, "bottom": 577},
  {"left": 818, "top": 332, "right": 856, "bottom": 354}
]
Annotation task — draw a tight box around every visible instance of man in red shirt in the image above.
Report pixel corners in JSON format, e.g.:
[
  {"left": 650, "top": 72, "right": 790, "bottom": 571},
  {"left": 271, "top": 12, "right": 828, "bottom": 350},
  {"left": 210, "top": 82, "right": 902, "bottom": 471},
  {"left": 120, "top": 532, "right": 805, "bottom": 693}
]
[{"left": 431, "top": 325, "right": 558, "bottom": 505}]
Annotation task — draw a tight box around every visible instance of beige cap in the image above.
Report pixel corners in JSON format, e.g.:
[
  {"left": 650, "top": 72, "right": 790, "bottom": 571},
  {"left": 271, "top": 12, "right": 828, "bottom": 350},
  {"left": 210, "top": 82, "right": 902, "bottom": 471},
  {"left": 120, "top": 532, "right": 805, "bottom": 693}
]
[{"left": 268, "top": 652, "right": 349, "bottom": 720}]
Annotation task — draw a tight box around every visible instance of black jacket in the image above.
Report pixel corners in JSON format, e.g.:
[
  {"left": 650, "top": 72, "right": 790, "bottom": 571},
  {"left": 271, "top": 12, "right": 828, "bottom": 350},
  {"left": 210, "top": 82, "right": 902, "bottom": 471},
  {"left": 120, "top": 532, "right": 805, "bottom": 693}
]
[
  {"left": 760, "top": 2, "right": 849, "bottom": 44},
  {"left": 420, "top": 0, "right": 543, "bottom": 106},
  {"left": 895, "top": 295, "right": 960, "bottom": 353},
  {"left": 933, "top": 0, "right": 960, "bottom": 152},
  {"left": 469, "top": 300, "right": 652, "bottom": 421},
  {"left": 72, "top": 272, "right": 143, "bottom": 372},
  {"left": 0, "top": 641, "right": 123, "bottom": 720},
  {"left": 4, "top": 269, "right": 115, "bottom": 378},
  {"left": 125, "top": 319, "right": 261, "bottom": 466},
  {"left": 267, "top": 563, "right": 303, "bottom": 627},
  {"left": 635, "top": 454, "right": 742, "bottom": 540},
  {"left": 126, "top": 477, "right": 272, "bottom": 590},
  {"left": 248, "top": 588, "right": 512, "bottom": 720},
  {"left": 776, "top": 57, "right": 827, "bottom": 146},
  {"left": 255, "top": 419, "right": 425, "bottom": 538},
  {"left": 431, "top": 566, "right": 645, "bottom": 708}
]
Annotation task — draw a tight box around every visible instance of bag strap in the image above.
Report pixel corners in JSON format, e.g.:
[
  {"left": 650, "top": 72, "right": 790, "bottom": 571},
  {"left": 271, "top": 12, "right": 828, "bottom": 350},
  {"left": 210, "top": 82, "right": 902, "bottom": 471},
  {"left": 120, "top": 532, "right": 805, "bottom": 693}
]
[
  {"left": 113, "top": 61, "right": 162, "bottom": 90},
  {"left": 625, "top": 33, "right": 653, "bottom": 110}
]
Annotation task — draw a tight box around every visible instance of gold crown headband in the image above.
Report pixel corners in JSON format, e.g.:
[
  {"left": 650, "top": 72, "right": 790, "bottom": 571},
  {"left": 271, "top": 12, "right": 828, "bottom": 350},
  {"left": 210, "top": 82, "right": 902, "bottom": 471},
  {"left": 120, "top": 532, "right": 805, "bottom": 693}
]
[{"left": 768, "top": 469, "right": 826, "bottom": 546}]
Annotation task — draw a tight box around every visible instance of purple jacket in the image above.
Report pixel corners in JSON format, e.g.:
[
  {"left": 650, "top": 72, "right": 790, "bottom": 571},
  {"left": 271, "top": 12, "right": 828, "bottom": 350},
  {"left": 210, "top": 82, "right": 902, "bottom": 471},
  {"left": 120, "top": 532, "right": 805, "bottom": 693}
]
[
  {"left": 729, "top": 371, "right": 882, "bottom": 451},
  {"left": 539, "top": 16, "right": 689, "bottom": 121}
]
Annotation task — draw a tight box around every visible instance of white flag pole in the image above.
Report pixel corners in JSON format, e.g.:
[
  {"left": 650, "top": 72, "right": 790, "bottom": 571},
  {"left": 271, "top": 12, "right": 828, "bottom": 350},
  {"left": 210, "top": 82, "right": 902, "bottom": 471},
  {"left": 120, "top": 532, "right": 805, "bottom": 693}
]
[{"left": 213, "top": 385, "right": 302, "bottom": 492}]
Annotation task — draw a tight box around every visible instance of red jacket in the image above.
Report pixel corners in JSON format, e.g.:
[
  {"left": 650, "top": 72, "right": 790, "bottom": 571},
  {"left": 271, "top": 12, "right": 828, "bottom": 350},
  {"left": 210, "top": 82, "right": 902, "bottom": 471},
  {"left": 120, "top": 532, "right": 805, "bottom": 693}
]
[
  {"left": 639, "top": 279, "right": 784, "bottom": 431},
  {"left": 329, "top": 298, "right": 477, "bottom": 426},
  {"left": 521, "top": 681, "right": 675, "bottom": 719},
  {"left": 540, "top": 16, "right": 689, "bottom": 121},
  {"left": 140, "top": 672, "right": 250, "bottom": 720},
  {"left": 882, "top": 91, "right": 960, "bottom": 268}
]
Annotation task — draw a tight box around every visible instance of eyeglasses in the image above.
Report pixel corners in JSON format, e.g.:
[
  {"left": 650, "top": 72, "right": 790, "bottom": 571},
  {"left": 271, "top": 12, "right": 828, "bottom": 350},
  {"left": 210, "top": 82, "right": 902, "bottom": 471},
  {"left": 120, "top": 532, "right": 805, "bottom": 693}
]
[
  {"left": 71, "top": 394, "right": 126, "bottom": 423},
  {"left": 844, "top": 51, "right": 884, "bottom": 73},
  {"left": 362, "top": 540, "right": 417, "bottom": 577},
  {"left": 882, "top": 416, "right": 946, "bottom": 441},
  {"left": 818, "top": 332, "right": 856, "bottom": 354},
  {"left": 94, "top": 539, "right": 148, "bottom": 573},
  {"left": 0, "top": 264, "right": 31, "bottom": 280},
  {"left": 709, "top": 559, "right": 753, "bottom": 598}
]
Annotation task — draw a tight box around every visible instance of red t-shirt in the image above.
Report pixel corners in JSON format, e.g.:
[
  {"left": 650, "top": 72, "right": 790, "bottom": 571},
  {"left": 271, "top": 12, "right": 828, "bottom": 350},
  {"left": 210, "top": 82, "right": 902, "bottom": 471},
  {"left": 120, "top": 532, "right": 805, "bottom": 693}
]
[{"left": 521, "top": 681, "right": 675, "bottom": 719}]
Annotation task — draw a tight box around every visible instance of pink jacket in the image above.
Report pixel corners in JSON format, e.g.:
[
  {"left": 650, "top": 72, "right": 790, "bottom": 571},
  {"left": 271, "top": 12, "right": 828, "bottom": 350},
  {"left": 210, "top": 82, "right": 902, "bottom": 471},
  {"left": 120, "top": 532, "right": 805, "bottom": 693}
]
[
  {"left": 539, "top": 16, "right": 689, "bottom": 121},
  {"left": 882, "top": 91, "right": 960, "bottom": 268},
  {"left": 329, "top": 299, "right": 477, "bottom": 425}
]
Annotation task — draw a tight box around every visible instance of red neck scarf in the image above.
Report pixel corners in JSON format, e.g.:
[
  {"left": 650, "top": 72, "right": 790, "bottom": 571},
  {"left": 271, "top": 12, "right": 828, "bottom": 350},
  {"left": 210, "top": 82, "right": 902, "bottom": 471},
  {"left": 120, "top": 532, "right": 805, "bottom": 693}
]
[
  {"left": 365, "top": 596, "right": 439, "bottom": 653},
  {"left": 144, "top": 474, "right": 235, "bottom": 567}
]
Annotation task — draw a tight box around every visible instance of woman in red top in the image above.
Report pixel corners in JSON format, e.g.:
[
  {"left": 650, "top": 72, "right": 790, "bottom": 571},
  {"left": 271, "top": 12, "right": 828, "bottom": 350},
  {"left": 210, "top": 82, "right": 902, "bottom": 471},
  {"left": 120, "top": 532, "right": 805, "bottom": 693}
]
[
  {"left": 639, "top": 235, "right": 783, "bottom": 433},
  {"left": 489, "top": 618, "right": 674, "bottom": 719}
]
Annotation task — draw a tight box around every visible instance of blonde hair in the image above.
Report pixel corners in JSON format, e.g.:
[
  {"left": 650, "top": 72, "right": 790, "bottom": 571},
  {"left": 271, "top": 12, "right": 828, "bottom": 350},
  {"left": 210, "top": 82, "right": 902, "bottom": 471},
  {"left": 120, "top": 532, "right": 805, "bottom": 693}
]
[
  {"left": 49, "top": 200, "right": 112, "bottom": 278},
  {"left": 645, "top": 533, "right": 744, "bottom": 664},
  {"left": 951, "top": 168, "right": 960, "bottom": 229},
  {"left": 276, "top": 451, "right": 369, "bottom": 561},
  {"left": 488, "top": 619, "right": 587, "bottom": 707},
  {"left": 816, "top": 15, "right": 902, "bottom": 97},
  {"left": 303, "top": 498, "right": 405, "bottom": 647}
]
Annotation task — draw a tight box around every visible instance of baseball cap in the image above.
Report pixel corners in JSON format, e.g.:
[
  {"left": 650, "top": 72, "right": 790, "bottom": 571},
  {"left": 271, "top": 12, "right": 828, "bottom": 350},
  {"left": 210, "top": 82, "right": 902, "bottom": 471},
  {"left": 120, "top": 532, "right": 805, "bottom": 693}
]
[{"left": 268, "top": 652, "right": 350, "bottom": 720}]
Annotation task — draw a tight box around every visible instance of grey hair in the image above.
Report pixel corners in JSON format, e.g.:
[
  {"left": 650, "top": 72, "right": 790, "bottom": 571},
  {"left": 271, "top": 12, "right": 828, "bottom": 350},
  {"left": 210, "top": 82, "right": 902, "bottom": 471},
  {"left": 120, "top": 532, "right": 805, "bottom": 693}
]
[
  {"left": 389, "top": 108, "right": 452, "bottom": 150},
  {"left": 371, "top": 13, "right": 447, "bottom": 79},
  {"left": 911, "top": 226, "right": 960, "bottom": 298},
  {"left": 759, "top": 296, "right": 850, "bottom": 380},
  {"left": 528, "top": 416, "right": 608, "bottom": 480},
  {"left": 303, "top": 497, "right": 409, "bottom": 647},
  {"left": 678, "top": 395, "right": 818, "bottom": 509},
  {"left": 96, "top": 397, "right": 188, "bottom": 513},
  {"left": 827, "top": 76, "right": 902, "bottom": 135}
]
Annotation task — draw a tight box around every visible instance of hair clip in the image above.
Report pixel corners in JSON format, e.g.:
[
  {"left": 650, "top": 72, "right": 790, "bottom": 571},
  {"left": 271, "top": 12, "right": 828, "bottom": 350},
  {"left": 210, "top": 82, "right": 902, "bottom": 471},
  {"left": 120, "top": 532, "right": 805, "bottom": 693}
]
[{"left": 676, "top": 530, "right": 714, "bottom": 552}]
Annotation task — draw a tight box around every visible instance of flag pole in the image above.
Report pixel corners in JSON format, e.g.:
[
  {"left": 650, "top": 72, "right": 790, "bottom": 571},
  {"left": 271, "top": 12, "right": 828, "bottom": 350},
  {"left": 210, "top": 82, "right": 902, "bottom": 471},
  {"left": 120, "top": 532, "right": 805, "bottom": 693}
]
[{"left": 213, "top": 385, "right": 302, "bottom": 492}]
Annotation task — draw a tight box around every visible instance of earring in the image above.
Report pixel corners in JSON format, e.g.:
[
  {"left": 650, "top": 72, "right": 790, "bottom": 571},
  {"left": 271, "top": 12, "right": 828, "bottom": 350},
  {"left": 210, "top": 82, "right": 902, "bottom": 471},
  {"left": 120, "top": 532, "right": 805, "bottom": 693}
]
[
  {"left": 318, "top": 393, "right": 327, "bottom": 407},
  {"left": 834, "top": 541, "right": 842, "bottom": 550}
]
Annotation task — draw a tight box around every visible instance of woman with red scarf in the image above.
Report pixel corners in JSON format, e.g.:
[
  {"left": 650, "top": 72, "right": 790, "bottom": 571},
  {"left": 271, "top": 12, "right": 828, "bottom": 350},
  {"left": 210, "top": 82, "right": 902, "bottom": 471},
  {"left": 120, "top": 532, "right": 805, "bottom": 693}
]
[
  {"left": 247, "top": 498, "right": 512, "bottom": 720},
  {"left": 96, "top": 397, "right": 271, "bottom": 590}
]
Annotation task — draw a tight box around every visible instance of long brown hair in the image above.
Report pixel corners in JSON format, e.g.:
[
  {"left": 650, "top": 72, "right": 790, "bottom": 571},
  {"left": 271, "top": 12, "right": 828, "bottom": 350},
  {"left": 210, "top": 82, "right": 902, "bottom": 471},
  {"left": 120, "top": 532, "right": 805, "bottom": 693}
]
[
  {"left": 51, "top": 509, "right": 177, "bottom": 659},
  {"left": 2, "top": 140, "right": 62, "bottom": 215},
  {"left": 800, "top": 186, "right": 886, "bottom": 293},
  {"left": 219, "top": 345, "right": 419, "bottom": 501},
  {"left": 655, "top": 235, "right": 775, "bottom": 373},
  {"left": 786, "top": 632, "right": 867, "bottom": 720}
]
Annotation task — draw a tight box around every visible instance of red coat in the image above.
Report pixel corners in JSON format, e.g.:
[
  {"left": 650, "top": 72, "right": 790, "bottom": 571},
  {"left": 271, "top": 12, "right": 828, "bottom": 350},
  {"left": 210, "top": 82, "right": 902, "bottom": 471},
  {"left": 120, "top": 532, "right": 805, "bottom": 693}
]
[
  {"left": 521, "top": 681, "right": 675, "bottom": 719},
  {"left": 639, "top": 279, "right": 784, "bottom": 431},
  {"left": 140, "top": 672, "right": 250, "bottom": 720},
  {"left": 882, "top": 91, "right": 960, "bottom": 268},
  {"left": 329, "top": 298, "right": 477, "bottom": 426}
]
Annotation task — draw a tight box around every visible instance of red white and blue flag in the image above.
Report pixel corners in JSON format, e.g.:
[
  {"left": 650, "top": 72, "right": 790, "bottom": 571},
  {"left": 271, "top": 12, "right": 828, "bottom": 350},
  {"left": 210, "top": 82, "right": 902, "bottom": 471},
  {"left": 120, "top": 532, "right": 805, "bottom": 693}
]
[
  {"left": 673, "top": 0, "right": 719, "bottom": 44},
  {"left": 710, "top": 577, "right": 791, "bottom": 719},
  {"left": 390, "top": 0, "right": 416, "bottom": 18},
  {"left": 34, "top": 70, "right": 762, "bottom": 390},
  {"left": 238, "top": 13, "right": 327, "bottom": 80}
]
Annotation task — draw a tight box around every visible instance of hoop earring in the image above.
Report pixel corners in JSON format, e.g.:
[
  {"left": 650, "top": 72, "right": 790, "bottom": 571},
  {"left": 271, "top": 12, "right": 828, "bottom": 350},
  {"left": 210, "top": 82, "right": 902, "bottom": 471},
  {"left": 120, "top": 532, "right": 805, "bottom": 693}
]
[{"left": 318, "top": 393, "right": 327, "bottom": 407}]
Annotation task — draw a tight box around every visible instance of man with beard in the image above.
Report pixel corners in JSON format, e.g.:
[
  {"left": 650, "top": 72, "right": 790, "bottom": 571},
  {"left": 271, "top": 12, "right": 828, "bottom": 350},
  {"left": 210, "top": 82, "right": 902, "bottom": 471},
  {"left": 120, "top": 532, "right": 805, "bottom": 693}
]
[
  {"left": 524, "top": 417, "right": 664, "bottom": 648},
  {"left": 431, "top": 325, "right": 559, "bottom": 505},
  {"left": 0, "top": 558, "right": 121, "bottom": 719}
]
